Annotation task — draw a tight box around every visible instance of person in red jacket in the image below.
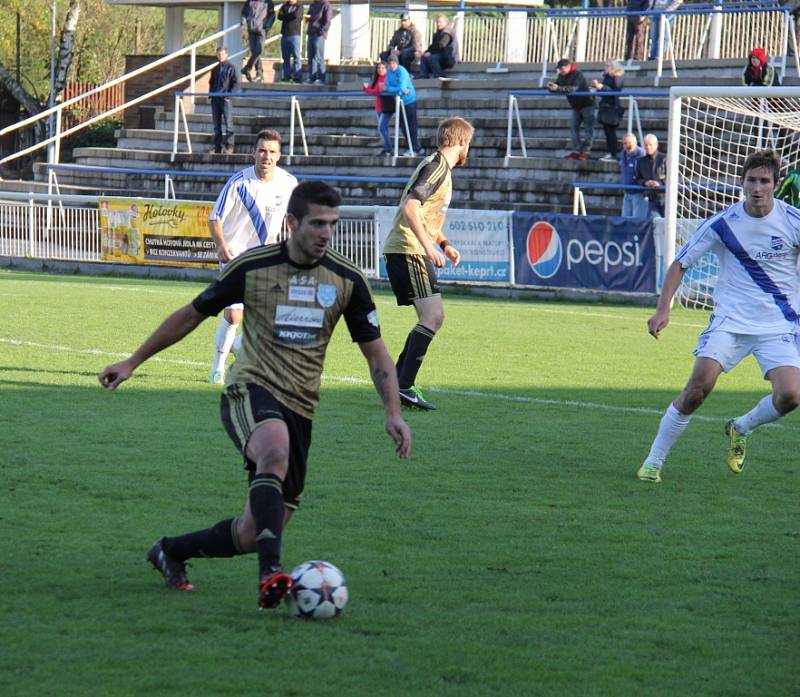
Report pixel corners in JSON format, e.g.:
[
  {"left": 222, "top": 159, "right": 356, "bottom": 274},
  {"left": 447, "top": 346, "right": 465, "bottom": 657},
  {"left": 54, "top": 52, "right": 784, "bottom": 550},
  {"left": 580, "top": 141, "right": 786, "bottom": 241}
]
[{"left": 362, "top": 62, "right": 394, "bottom": 155}]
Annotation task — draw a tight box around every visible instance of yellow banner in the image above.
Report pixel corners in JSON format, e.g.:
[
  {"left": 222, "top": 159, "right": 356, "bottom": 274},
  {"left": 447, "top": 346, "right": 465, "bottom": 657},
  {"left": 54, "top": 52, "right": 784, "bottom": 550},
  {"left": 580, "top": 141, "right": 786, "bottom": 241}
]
[{"left": 99, "top": 198, "right": 216, "bottom": 268}]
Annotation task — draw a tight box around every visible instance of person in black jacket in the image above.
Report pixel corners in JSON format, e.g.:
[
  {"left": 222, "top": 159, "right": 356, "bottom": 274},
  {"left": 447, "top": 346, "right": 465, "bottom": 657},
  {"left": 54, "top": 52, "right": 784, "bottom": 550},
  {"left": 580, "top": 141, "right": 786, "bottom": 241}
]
[
  {"left": 278, "top": 0, "right": 304, "bottom": 83},
  {"left": 547, "top": 59, "right": 595, "bottom": 161},
  {"left": 419, "top": 15, "right": 459, "bottom": 79},
  {"left": 379, "top": 13, "right": 422, "bottom": 71},
  {"left": 635, "top": 133, "right": 667, "bottom": 216},
  {"left": 306, "top": 0, "right": 333, "bottom": 84},
  {"left": 241, "top": 0, "right": 275, "bottom": 81},
  {"left": 209, "top": 47, "right": 239, "bottom": 155},
  {"left": 592, "top": 59, "right": 625, "bottom": 161}
]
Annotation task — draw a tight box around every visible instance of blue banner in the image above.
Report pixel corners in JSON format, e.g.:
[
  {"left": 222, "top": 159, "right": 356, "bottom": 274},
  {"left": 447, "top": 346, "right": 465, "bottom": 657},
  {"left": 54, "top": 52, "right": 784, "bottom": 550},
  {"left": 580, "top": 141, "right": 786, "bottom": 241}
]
[{"left": 512, "top": 213, "right": 655, "bottom": 293}]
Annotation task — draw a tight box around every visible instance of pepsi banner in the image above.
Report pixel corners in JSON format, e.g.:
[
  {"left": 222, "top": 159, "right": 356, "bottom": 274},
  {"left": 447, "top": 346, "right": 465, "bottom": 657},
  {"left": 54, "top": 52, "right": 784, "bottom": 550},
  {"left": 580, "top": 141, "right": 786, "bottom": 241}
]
[{"left": 512, "top": 213, "right": 656, "bottom": 293}]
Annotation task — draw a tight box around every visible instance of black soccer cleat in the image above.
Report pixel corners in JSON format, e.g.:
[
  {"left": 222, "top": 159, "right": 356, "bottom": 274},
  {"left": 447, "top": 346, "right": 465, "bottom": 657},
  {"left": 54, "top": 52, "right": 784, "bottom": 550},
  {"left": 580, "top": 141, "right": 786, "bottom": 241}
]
[
  {"left": 399, "top": 386, "right": 436, "bottom": 411},
  {"left": 147, "top": 538, "right": 194, "bottom": 591}
]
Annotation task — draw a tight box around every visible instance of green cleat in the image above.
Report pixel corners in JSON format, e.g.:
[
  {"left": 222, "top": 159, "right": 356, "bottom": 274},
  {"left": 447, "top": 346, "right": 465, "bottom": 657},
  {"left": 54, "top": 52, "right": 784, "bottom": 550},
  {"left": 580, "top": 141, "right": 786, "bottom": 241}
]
[
  {"left": 725, "top": 419, "right": 747, "bottom": 474},
  {"left": 637, "top": 464, "right": 662, "bottom": 483},
  {"left": 399, "top": 385, "right": 436, "bottom": 411},
  {"left": 209, "top": 370, "right": 225, "bottom": 385}
]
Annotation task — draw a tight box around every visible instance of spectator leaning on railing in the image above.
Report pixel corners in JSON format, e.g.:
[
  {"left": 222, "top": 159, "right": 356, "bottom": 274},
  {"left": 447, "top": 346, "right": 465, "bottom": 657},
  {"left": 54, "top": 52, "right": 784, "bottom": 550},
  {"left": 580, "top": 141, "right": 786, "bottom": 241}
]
[
  {"left": 592, "top": 60, "right": 625, "bottom": 162},
  {"left": 306, "top": 0, "right": 333, "bottom": 84},
  {"left": 620, "top": 133, "right": 646, "bottom": 217},
  {"left": 209, "top": 47, "right": 239, "bottom": 156},
  {"left": 419, "top": 15, "right": 460, "bottom": 80},
  {"left": 363, "top": 62, "right": 394, "bottom": 156},
  {"left": 241, "top": 0, "right": 275, "bottom": 82},
  {"left": 547, "top": 58, "right": 595, "bottom": 161},
  {"left": 380, "top": 13, "right": 422, "bottom": 72},
  {"left": 384, "top": 54, "right": 422, "bottom": 157},
  {"left": 635, "top": 133, "right": 667, "bottom": 217},
  {"left": 742, "top": 47, "right": 781, "bottom": 86}
]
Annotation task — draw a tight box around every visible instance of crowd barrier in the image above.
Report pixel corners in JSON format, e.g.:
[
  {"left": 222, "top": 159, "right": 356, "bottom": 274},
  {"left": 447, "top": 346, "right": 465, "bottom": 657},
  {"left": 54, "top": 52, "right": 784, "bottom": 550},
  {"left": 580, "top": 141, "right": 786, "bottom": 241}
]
[{"left": 0, "top": 191, "right": 662, "bottom": 297}]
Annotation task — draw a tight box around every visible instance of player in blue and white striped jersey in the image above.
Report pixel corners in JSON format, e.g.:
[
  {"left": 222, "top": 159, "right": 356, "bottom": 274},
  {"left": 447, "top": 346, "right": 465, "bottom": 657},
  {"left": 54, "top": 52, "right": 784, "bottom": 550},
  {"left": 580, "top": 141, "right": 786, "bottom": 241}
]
[
  {"left": 208, "top": 129, "right": 297, "bottom": 384},
  {"left": 638, "top": 150, "right": 800, "bottom": 482}
]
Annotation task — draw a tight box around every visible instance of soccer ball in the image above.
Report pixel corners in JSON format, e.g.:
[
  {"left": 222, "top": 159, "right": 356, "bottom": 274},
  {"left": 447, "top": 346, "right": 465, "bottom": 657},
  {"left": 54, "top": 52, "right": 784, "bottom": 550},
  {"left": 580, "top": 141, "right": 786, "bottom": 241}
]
[{"left": 285, "top": 560, "right": 348, "bottom": 619}]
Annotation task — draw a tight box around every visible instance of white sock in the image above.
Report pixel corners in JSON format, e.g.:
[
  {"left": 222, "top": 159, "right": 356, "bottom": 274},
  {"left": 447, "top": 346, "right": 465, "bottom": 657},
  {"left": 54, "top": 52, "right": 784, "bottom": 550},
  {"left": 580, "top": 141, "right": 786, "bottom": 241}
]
[
  {"left": 644, "top": 403, "right": 692, "bottom": 468},
  {"left": 212, "top": 318, "right": 238, "bottom": 374},
  {"left": 232, "top": 334, "right": 243, "bottom": 357},
  {"left": 734, "top": 395, "right": 781, "bottom": 435}
]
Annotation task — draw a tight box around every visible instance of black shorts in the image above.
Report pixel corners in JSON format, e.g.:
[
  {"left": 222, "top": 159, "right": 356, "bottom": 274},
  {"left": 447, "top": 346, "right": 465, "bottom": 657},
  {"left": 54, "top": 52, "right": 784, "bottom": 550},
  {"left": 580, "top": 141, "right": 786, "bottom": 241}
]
[
  {"left": 220, "top": 383, "right": 312, "bottom": 510},
  {"left": 384, "top": 253, "right": 441, "bottom": 306}
]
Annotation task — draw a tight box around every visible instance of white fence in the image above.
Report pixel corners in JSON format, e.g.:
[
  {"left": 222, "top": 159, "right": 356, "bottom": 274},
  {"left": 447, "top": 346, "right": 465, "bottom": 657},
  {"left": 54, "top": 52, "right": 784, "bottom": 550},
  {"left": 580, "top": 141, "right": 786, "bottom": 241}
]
[
  {"left": 369, "top": 6, "right": 792, "bottom": 66},
  {"left": 0, "top": 194, "right": 379, "bottom": 277}
]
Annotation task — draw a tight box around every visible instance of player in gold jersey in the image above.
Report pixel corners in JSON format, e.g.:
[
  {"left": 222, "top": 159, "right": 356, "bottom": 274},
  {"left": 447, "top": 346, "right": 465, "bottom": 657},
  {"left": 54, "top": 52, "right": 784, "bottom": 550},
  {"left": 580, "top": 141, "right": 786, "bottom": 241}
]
[
  {"left": 383, "top": 117, "right": 474, "bottom": 410},
  {"left": 99, "top": 181, "right": 411, "bottom": 610}
]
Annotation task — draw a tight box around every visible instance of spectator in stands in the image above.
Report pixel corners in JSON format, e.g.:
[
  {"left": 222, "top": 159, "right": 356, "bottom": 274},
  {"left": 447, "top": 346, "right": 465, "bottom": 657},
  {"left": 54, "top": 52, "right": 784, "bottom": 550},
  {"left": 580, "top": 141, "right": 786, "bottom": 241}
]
[
  {"left": 620, "top": 133, "right": 646, "bottom": 217},
  {"left": 384, "top": 54, "right": 422, "bottom": 156},
  {"left": 363, "top": 62, "right": 394, "bottom": 155},
  {"left": 776, "top": 165, "right": 800, "bottom": 207},
  {"left": 209, "top": 47, "right": 239, "bottom": 155},
  {"left": 742, "top": 47, "right": 781, "bottom": 86},
  {"left": 278, "top": 0, "right": 304, "bottom": 83},
  {"left": 547, "top": 58, "right": 595, "bottom": 161},
  {"left": 635, "top": 133, "right": 667, "bottom": 217},
  {"left": 625, "top": 0, "right": 653, "bottom": 61},
  {"left": 380, "top": 13, "right": 422, "bottom": 72},
  {"left": 648, "top": 0, "right": 682, "bottom": 61},
  {"left": 241, "top": 0, "right": 275, "bottom": 82},
  {"left": 306, "top": 0, "right": 333, "bottom": 84},
  {"left": 419, "top": 15, "right": 460, "bottom": 79},
  {"left": 592, "top": 60, "right": 625, "bottom": 162}
]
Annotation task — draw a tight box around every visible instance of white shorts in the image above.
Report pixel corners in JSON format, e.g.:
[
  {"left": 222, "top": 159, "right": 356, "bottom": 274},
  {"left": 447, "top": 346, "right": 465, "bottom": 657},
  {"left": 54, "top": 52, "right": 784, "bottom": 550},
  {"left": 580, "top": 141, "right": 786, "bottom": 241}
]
[
  {"left": 694, "top": 327, "right": 800, "bottom": 377},
  {"left": 218, "top": 260, "right": 244, "bottom": 312}
]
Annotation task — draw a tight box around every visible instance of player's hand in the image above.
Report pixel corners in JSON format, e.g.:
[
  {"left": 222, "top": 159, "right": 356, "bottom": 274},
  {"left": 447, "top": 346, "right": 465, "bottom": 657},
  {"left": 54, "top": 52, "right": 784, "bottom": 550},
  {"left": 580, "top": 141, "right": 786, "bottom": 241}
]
[
  {"left": 426, "top": 246, "right": 445, "bottom": 268},
  {"left": 98, "top": 360, "right": 135, "bottom": 390},
  {"left": 443, "top": 244, "right": 460, "bottom": 268},
  {"left": 216, "top": 242, "right": 235, "bottom": 263},
  {"left": 386, "top": 415, "right": 412, "bottom": 459},
  {"left": 647, "top": 310, "right": 670, "bottom": 339}
]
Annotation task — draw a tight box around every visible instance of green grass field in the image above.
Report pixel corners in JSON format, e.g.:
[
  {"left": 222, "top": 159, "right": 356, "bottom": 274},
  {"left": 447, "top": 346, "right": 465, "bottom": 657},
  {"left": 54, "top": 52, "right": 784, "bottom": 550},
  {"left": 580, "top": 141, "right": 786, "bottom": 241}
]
[{"left": 1, "top": 268, "right": 798, "bottom": 697}]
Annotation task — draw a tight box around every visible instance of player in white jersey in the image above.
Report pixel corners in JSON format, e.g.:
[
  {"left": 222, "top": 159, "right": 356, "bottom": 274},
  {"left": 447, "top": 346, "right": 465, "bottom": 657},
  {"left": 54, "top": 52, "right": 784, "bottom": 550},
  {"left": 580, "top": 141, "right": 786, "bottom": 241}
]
[
  {"left": 208, "top": 129, "right": 297, "bottom": 384},
  {"left": 638, "top": 150, "right": 800, "bottom": 482}
]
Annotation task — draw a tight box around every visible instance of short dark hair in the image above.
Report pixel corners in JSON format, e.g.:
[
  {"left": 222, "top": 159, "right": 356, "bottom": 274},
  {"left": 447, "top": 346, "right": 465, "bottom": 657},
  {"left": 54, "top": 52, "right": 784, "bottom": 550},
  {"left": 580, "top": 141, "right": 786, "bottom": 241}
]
[
  {"left": 556, "top": 58, "right": 571, "bottom": 69},
  {"left": 741, "top": 149, "right": 782, "bottom": 184},
  {"left": 287, "top": 181, "right": 341, "bottom": 221},
  {"left": 255, "top": 129, "right": 282, "bottom": 146}
]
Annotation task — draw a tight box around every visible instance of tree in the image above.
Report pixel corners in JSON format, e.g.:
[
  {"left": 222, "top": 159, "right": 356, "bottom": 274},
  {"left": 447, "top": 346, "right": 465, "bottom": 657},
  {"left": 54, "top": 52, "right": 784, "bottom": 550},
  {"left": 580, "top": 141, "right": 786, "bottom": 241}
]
[{"left": 0, "top": 0, "right": 82, "bottom": 147}]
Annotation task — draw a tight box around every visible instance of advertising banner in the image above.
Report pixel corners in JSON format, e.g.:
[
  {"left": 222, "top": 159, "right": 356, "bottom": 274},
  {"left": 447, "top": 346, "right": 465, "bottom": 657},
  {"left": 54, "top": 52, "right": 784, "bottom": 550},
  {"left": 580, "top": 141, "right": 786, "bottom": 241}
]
[
  {"left": 376, "top": 207, "right": 510, "bottom": 283},
  {"left": 512, "top": 212, "right": 656, "bottom": 293},
  {"left": 99, "top": 198, "right": 216, "bottom": 267}
]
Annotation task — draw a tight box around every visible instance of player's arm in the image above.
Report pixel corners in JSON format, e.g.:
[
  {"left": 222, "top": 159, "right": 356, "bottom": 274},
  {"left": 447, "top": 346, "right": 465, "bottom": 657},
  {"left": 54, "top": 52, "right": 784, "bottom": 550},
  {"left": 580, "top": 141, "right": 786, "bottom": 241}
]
[
  {"left": 647, "top": 259, "right": 687, "bottom": 339},
  {"left": 401, "top": 198, "right": 445, "bottom": 267},
  {"left": 358, "top": 338, "right": 412, "bottom": 459},
  {"left": 209, "top": 218, "right": 235, "bottom": 263},
  {"left": 98, "top": 304, "right": 207, "bottom": 389}
]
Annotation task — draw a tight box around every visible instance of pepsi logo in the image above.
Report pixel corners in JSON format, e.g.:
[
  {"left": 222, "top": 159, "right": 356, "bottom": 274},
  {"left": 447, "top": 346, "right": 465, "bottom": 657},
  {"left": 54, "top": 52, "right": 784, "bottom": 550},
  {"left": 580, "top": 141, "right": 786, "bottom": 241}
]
[{"left": 527, "top": 222, "right": 562, "bottom": 279}]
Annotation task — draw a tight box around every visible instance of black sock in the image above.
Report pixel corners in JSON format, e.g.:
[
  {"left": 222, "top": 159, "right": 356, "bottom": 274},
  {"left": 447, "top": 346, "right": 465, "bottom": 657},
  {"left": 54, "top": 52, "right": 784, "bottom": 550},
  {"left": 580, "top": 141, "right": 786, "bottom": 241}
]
[
  {"left": 248, "top": 473, "right": 285, "bottom": 577},
  {"left": 397, "top": 324, "right": 435, "bottom": 390},
  {"left": 162, "top": 518, "right": 242, "bottom": 561}
]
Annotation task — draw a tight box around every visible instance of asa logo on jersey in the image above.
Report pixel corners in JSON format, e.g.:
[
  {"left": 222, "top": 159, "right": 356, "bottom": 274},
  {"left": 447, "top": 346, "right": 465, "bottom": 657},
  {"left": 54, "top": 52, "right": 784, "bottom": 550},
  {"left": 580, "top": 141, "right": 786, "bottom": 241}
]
[
  {"left": 526, "top": 220, "right": 644, "bottom": 277},
  {"left": 526, "top": 222, "right": 563, "bottom": 279}
]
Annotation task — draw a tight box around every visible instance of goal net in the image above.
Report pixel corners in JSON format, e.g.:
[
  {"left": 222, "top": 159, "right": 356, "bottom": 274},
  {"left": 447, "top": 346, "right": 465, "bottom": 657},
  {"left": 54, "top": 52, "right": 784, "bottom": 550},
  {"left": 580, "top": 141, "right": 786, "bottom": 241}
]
[{"left": 665, "top": 87, "right": 800, "bottom": 310}]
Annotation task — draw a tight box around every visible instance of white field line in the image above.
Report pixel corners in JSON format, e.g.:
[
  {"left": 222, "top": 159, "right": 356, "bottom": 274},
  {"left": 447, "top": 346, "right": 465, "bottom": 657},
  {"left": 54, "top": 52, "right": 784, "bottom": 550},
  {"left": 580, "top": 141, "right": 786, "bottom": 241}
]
[{"left": 0, "top": 337, "right": 775, "bottom": 427}]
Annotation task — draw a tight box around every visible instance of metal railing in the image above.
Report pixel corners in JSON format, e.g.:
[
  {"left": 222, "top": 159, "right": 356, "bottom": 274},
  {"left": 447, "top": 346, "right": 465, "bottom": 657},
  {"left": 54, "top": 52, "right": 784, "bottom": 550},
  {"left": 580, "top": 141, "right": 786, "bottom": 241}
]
[
  {"left": 504, "top": 89, "right": 668, "bottom": 166},
  {"left": 367, "top": 4, "right": 796, "bottom": 80},
  {"left": 0, "top": 23, "right": 249, "bottom": 169},
  {"left": 0, "top": 192, "right": 381, "bottom": 276},
  {"left": 171, "top": 90, "right": 416, "bottom": 164}
]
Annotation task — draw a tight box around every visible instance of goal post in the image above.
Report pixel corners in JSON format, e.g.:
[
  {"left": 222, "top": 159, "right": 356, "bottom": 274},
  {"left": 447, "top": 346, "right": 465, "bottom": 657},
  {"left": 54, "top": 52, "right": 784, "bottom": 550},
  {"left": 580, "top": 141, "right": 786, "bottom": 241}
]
[{"left": 666, "top": 86, "right": 800, "bottom": 309}]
